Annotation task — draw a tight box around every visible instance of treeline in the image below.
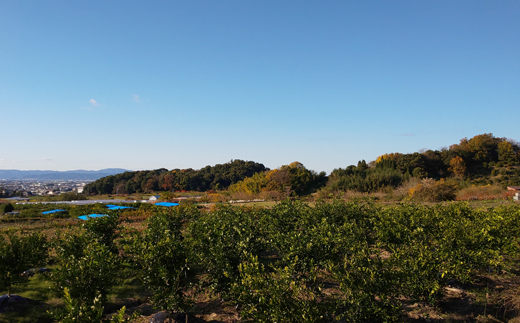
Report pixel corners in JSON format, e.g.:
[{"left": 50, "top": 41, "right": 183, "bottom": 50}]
[
  {"left": 325, "top": 133, "right": 520, "bottom": 193},
  {"left": 228, "top": 162, "right": 327, "bottom": 196},
  {"left": 84, "top": 134, "right": 520, "bottom": 196},
  {"left": 83, "top": 160, "right": 267, "bottom": 195}
]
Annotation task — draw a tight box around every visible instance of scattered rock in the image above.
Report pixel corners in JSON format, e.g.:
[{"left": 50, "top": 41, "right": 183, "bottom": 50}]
[
  {"left": 21, "top": 267, "right": 52, "bottom": 277},
  {"left": 0, "top": 294, "right": 29, "bottom": 313},
  {"left": 445, "top": 286, "right": 465, "bottom": 295},
  {"left": 150, "top": 311, "right": 170, "bottom": 323},
  {"left": 149, "top": 311, "right": 190, "bottom": 323},
  {"left": 133, "top": 303, "right": 154, "bottom": 316}
]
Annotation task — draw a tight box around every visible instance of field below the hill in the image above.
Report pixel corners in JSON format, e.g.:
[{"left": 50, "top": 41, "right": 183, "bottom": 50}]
[{"left": 2, "top": 199, "right": 520, "bottom": 323}]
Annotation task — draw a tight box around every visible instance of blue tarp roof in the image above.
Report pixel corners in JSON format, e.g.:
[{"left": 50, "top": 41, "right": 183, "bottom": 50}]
[
  {"left": 78, "top": 214, "right": 108, "bottom": 220},
  {"left": 106, "top": 205, "right": 134, "bottom": 210},
  {"left": 155, "top": 202, "right": 179, "bottom": 207},
  {"left": 42, "top": 209, "right": 66, "bottom": 215}
]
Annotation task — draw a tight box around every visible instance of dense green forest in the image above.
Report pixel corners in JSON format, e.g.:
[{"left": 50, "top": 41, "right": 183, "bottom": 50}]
[
  {"left": 83, "top": 160, "right": 267, "bottom": 195},
  {"left": 325, "top": 133, "right": 520, "bottom": 194},
  {"left": 84, "top": 134, "right": 520, "bottom": 198}
]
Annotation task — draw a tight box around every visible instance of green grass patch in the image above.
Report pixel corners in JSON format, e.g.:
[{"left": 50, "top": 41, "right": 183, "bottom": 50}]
[{"left": 0, "top": 272, "right": 59, "bottom": 323}]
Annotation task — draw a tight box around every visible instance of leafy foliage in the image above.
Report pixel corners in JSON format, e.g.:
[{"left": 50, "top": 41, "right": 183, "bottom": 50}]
[
  {"left": 331, "top": 246, "right": 402, "bottom": 322},
  {"left": 0, "top": 232, "right": 48, "bottom": 296},
  {"left": 51, "top": 287, "right": 138, "bottom": 323},
  {"left": 9, "top": 196, "right": 520, "bottom": 322},
  {"left": 232, "top": 254, "right": 326, "bottom": 323},
  {"left": 3, "top": 203, "right": 14, "bottom": 213},
  {"left": 327, "top": 133, "right": 520, "bottom": 195},
  {"left": 406, "top": 178, "right": 457, "bottom": 202},
  {"left": 449, "top": 156, "right": 467, "bottom": 178},
  {"left": 84, "top": 160, "right": 267, "bottom": 194},
  {"left": 265, "top": 200, "right": 371, "bottom": 273},
  {"left": 187, "top": 205, "right": 265, "bottom": 295},
  {"left": 129, "top": 207, "right": 196, "bottom": 315},
  {"left": 229, "top": 162, "right": 327, "bottom": 197},
  {"left": 82, "top": 212, "right": 121, "bottom": 253},
  {"left": 53, "top": 231, "right": 121, "bottom": 306},
  {"left": 50, "top": 287, "right": 104, "bottom": 323},
  {"left": 373, "top": 203, "right": 517, "bottom": 302},
  {"left": 326, "top": 165, "right": 405, "bottom": 193}
]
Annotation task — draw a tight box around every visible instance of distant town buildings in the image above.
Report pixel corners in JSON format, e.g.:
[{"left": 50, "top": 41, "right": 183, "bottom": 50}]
[{"left": 0, "top": 180, "right": 89, "bottom": 197}]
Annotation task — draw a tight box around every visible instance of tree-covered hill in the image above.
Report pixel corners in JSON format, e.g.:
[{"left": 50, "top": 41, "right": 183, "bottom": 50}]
[
  {"left": 325, "top": 133, "right": 520, "bottom": 194},
  {"left": 224, "top": 134, "right": 520, "bottom": 200},
  {"left": 228, "top": 161, "right": 328, "bottom": 197},
  {"left": 84, "top": 134, "right": 520, "bottom": 197},
  {"left": 83, "top": 160, "right": 268, "bottom": 195}
]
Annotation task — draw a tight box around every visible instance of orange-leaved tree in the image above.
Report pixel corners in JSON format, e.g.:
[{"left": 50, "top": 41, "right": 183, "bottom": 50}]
[{"left": 449, "top": 156, "right": 466, "bottom": 178}]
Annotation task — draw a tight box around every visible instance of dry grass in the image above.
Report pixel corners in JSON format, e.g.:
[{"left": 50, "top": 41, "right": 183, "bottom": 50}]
[{"left": 456, "top": 185, "right": 512, "bottom": 201}]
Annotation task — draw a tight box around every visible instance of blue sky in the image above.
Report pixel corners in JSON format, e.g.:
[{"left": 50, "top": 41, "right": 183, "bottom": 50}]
[{"left": 1, "top": 1, "right": 519, "bottom": 173}]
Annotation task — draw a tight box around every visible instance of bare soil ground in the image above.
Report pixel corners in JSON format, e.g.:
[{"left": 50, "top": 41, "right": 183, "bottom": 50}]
[{"left": 105, "top": 269, "right": 520, "bottom": 323}]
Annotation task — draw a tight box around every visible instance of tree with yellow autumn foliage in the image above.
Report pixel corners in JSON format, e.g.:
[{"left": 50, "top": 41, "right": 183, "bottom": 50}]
[
  {"left": 449, "top": 156, "right": 466, "bottom": 178},
  {"left": 229, "top": 162, "right": 326, "bottom": 197},
  {"left": 498, "top": 140, "right": 518, "bottom": 165}
]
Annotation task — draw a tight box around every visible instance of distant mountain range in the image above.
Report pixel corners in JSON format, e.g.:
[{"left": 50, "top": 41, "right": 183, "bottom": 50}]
[{"left": 0, "top": 168, "right": 130, "bottom": 181}]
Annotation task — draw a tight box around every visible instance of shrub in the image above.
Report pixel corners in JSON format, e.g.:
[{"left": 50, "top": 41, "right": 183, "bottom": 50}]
[
  {"left": 51, "top": 287, "right": 138, "bottom": 323},
  {"left": 187, "top": 205, "right": 265, "bottom": 295},
  {"left": 82, "top": 213, "right": 121, "bottom": 253},
  {"left": 130, "top": 207, "right": 195, "bottom": 317},
  {"left": 53, "top": 231, "right": 121, "bottom": 307},
  {"left": 258, "top": 190, "right": 287, "bottom": 201},
  {"left": 232, "top": 254, "right": 326, "bottom": 323},
  {"left": 0, "top": 232, "right": 48, "bottom": 296},
  {"left": 455, "top": 185, "right": 508, "bottom": 201},
  {"left": 332, "top": 246, "right": 402, "bottom": 321},
  {"left": 3, "top": 203, "right": 14, "bottom": 213},
  {"left": 407, "top": 178, "right": 457, "bottom": 202}
]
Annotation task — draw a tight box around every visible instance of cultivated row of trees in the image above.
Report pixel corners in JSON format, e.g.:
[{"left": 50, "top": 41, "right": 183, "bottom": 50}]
[{"left": 3, "top": 200, "right": 520, "bottom": 322}]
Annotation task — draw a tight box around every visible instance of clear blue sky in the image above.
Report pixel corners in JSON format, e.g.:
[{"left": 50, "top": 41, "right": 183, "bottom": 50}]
[{"left": 1, "top": 1, "right": 519, "bottom": 173}]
